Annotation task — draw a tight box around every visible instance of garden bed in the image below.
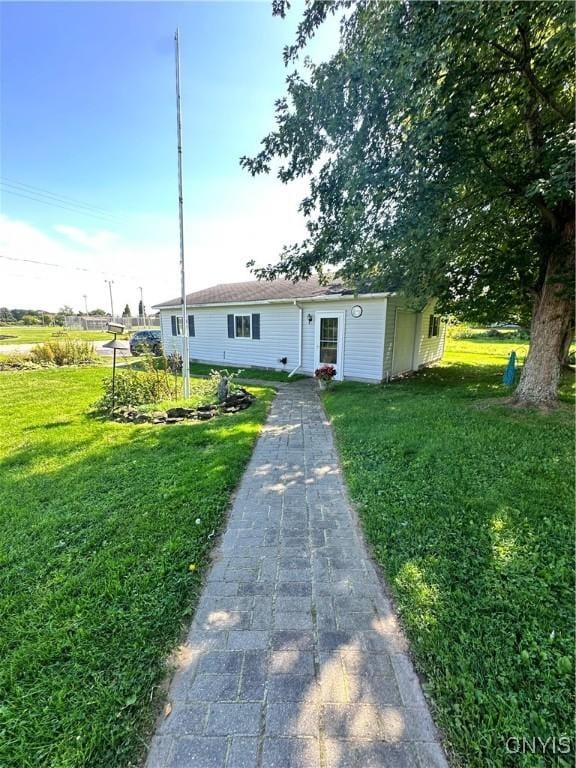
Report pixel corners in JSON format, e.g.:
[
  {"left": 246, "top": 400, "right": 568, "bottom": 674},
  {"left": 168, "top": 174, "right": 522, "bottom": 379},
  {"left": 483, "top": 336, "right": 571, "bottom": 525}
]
[{"left": 113, "top": 388, "right": 256, "bottom": 424}]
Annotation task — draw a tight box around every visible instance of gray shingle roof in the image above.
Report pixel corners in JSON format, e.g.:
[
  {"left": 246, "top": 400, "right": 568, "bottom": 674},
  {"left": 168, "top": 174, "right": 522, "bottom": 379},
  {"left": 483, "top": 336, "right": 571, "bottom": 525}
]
[{"left": 153, "top": 277, "right": 352, "bottom": 308}]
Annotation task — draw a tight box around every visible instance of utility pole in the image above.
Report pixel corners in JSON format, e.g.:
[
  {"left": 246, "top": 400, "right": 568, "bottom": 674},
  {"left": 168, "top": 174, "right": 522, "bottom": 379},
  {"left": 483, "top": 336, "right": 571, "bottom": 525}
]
[
  {"left": 83, "top": 294, "right": 88, "bottom": 330},
  {"left": 105, "top": 279, "right": 115, "bottom": 320},
  {"left": 138, "top": 286, "right": 146, "bottom": 327},
  {"left": 175, "top": 27, "right": 190, "bottom": 398}
]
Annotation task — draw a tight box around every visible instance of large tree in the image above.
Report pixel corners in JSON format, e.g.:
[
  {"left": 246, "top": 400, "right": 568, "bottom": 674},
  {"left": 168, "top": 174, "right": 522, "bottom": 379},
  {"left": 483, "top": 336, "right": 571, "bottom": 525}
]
[{"left": 242, "top": 0, "right": 575, "bottom": 406}]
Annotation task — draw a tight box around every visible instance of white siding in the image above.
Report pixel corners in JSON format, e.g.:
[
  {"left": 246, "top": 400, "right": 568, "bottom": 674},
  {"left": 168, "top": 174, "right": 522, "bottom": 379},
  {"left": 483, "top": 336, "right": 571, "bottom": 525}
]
[
  {"left": 160, "top": 304, "right": 300, "bottom": 371},
  {"left": 158, "top": 294, "right": 444, "bottom": 383},
  {"left": 381, "top": 298, "right": 445, "bottom": 378},
  {"left": 300, "top": 297, "right": 387, "bottom": 383},
  {"left": 413, "top": 300, "right": 446, "bottom": 367}
]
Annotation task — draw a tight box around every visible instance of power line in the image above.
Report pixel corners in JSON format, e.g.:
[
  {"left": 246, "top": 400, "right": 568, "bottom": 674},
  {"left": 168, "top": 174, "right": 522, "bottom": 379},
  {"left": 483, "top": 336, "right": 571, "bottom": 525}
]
[
  {"left": 0, "top": 186, "right": 121, "bottom": 224},
  {"left": 0, "top": 254, "right": 137, "bottom": 281},
  {"left": 0, "top": 176, "right": 121, "bottom": 220}
]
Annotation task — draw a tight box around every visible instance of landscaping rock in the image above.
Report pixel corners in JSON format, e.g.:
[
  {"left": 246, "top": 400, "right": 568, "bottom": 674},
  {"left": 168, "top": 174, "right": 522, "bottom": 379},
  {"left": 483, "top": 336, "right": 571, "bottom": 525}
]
[
  {"left": 109, "top": 390, "right": 255, "bottom": 426},
  {"left": 166, "top": 407, "right": 196, "bottom": 418}
]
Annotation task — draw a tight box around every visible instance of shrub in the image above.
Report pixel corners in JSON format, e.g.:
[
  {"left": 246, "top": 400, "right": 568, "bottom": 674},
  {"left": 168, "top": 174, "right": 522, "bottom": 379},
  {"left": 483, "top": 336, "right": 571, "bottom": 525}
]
[
  {"left": 30, "top": 338, "right": 97, "bottom": 366},
  {"left": 95, "top": 366, "right": 174, "bottom": 412},
  {"left": 510, "top": 328, "right": 530, "bottom": 340},
  {"left": 0, "top": 353, "right": 45, "bottom": 371}
]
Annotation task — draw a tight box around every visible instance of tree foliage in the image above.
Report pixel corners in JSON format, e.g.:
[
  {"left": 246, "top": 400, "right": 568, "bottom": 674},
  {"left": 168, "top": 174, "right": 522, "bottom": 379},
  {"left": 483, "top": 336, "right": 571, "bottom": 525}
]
[{"left": 242, "top": 1, "right": 574, "bottom": 326}]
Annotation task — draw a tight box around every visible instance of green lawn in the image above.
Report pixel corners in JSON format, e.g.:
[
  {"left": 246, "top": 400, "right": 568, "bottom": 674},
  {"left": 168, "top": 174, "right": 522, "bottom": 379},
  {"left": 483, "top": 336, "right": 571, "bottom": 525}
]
[
  {"left": 0, "top": 366, "right": 273, "bottom": 768},
  {"left": 444, "top": 335, "right": 530, "bottom": 365},
  {"left": 0, "top": 326, "right": 115, "bottom": 345},
  {"left": 323, "top": 347, "right": 574, "bottom": 766},
  {"left": 189, "top": 360, "right": 307, "bottom": 382}
]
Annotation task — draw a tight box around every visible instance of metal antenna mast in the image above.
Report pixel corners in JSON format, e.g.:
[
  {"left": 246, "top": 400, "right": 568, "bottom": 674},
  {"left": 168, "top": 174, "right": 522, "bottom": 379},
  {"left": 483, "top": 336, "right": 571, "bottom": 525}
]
[{"left": 175, "top": 27, "right": 190, "bottom": 398}]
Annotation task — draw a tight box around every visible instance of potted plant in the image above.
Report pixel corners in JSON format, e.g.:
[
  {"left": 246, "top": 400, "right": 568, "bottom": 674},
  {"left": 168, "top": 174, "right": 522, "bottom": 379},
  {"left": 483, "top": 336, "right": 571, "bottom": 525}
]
[{"left": 315, "top": 364, "right": 337, "bottom": 390}]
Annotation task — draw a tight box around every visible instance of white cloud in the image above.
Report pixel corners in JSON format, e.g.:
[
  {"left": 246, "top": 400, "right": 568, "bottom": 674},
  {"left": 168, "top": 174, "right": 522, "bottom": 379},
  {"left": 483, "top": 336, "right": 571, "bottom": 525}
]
[{"left": 0, "top": 177, "right": 310, "bottom": 313}]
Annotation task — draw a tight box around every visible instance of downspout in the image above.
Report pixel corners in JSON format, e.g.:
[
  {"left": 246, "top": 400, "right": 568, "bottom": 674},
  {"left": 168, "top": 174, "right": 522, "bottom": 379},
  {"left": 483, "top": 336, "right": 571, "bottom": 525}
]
[{"left": 288, "top": 301, "right": 303, "bottom": 377}]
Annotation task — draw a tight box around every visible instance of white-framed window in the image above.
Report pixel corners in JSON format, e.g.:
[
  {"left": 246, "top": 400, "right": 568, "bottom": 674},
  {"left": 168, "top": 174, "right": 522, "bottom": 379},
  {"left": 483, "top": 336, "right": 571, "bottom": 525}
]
[
  {"left": 235, "top": 314, "right": 251, "bottom": 338},
  {"left": 176, "top": 317, "right": 183, "bottom": 335}
]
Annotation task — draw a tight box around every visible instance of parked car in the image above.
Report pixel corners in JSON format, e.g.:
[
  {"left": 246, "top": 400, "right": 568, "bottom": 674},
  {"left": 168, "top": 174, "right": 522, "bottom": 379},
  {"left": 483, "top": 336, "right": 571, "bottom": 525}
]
[{"left": 129, "top": 330, "right": 162, "bottom": 356}]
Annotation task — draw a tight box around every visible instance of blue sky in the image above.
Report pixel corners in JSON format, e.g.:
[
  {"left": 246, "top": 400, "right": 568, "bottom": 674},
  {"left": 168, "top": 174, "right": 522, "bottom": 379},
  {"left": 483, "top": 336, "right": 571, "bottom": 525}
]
[{"left": 1, "top": 1, "right": 338, "bottom": 312}]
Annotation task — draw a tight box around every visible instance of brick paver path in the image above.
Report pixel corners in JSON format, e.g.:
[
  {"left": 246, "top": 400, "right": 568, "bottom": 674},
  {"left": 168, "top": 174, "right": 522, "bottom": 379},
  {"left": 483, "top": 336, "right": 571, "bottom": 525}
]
[{"left": 146, "top": 382, "right": 448, "bottom": 768}]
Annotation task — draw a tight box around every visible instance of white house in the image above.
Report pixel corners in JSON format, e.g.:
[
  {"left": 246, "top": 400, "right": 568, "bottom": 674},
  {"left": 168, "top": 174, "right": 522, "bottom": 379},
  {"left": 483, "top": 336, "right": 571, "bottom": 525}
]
[{"left": 152, "top": 277, "right": 446, "bottom": 383}]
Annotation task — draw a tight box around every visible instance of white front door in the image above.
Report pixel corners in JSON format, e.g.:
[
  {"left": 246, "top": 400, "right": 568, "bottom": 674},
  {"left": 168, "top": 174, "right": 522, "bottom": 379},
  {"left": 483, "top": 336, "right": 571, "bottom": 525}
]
[{"left": 314, "top": 312, "right": 345, "bottom": 381}]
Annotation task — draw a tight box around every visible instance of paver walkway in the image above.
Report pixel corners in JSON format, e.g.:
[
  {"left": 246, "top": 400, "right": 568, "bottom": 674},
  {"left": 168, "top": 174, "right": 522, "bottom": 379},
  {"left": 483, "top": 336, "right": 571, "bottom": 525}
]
[{"left": 146, "top": 382, "right": 448, "bottom": 768}]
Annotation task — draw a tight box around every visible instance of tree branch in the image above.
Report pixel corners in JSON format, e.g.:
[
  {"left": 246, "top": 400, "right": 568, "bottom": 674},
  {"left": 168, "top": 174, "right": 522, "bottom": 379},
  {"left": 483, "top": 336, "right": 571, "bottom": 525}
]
[{"left": 490, "top": 29, "right": 571, "bottom": 121}]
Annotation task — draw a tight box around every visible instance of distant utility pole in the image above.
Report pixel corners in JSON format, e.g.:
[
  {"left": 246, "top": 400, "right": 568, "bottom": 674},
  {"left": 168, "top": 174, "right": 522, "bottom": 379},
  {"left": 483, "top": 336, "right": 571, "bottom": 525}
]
[
  {"left": 175, "top": 27, "right": 190, "bottom": 398},
  {"left": 83, "top": 294, "right": 88, "bottom": 330},
  {"left": 138, "top": 286, "right": 146, "bottom": 326},
  {"left": 105, "top": 279, "right": 115, "bottom": 319}
]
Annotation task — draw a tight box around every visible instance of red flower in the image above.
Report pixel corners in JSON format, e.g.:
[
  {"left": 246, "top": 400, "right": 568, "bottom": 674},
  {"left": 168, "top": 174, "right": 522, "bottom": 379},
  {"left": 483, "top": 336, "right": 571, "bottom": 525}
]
[{"left": 314, "top": 365, "right": 337, "bottom": 380}]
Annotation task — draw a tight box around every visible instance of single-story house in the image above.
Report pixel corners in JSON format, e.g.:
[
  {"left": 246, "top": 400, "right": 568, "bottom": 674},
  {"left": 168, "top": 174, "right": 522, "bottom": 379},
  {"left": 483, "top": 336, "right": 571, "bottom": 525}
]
[{"left": 152, "top": 277, "right": 446, "bottom": 383}]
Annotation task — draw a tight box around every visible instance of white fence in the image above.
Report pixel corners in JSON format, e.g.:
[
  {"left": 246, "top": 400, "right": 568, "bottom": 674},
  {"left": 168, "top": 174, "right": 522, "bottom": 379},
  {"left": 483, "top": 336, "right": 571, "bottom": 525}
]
[{"left": 64, "top": 316, "right": 160, "bottom": 331}]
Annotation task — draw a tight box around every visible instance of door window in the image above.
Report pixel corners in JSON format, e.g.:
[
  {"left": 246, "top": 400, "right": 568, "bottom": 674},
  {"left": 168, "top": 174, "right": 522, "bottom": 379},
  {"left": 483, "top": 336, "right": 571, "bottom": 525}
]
[{"left": 319, "top": 317, "right": 338, "bottom": 364}]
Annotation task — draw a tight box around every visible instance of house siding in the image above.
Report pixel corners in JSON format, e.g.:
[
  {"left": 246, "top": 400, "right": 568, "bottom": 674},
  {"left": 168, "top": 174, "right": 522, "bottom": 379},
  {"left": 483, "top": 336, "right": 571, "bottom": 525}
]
[
  {"left": 300, "top": 297, "right": 387, "bottom": 382},
  {"left": 413, "top": 300, "right": 446, "bottom": 367},
  {"left": 160, "top": 303, "right": 300, "bottom": 371},
  {"left": 159, "top": 294, "right": 443, "bottom": 383},
  {"left": 382, "top": 298, "right": 445, "bottom": 378}
]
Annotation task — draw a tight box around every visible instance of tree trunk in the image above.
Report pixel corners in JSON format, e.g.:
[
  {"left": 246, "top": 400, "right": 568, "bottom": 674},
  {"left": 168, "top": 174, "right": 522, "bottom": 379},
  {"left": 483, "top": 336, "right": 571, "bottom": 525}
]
[{"left": 513, "top": 254, "right": 574, "bottom": 407}]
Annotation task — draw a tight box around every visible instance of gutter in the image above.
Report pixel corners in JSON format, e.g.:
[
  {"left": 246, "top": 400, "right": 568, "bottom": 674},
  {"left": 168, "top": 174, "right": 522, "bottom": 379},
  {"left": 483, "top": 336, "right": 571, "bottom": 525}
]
[
  {"left": 152, "top": 291, "right": 396, "bottom": 311},
  {"left": 288, "top": 301, "right": 303, "bottom": 377}
]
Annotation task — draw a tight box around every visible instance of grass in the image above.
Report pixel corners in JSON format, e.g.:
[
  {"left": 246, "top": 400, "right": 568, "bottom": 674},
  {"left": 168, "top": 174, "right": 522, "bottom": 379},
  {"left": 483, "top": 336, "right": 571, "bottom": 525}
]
[
  {"left": 0, "top": 326, "right": 118, "bottom": 345},
  {"left": 189, "top": 361, "right": 307, "bottom": 382},
  {"left": 322, "top": 339, "right": 575, "bottom": 767},
  {"left": 0, "top": 366, "right": 274, "bottom": 768},
  {"left": 444, "top": 336, "right": 530, "bottom": 365}
]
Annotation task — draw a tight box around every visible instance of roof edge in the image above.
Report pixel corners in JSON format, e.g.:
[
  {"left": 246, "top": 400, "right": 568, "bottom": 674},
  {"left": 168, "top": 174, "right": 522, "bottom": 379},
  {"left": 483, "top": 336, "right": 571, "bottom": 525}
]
[{"left": 152, "top": 292, "right": 395, "bottom": 310}]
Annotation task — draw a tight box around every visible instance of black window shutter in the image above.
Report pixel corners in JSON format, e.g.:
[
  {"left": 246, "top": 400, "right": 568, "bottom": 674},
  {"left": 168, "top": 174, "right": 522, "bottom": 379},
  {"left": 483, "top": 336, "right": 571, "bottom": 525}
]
[
  {"left": 251, "top": 313, "right": 260, "bottom": 339},
  {"left": 188, "top": 315, "right": 195, "bottom": 337},
  {"left": 227, "top": 314, "right": 235, "bottom": 338},
  {"left": 428, "top": 315, "right": 434, "bottom": 338},
  {"left": 171, "top": 315, "right": 177, "bottom": 336}
]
